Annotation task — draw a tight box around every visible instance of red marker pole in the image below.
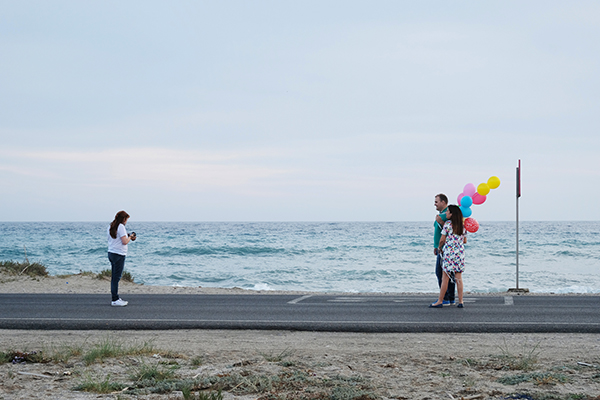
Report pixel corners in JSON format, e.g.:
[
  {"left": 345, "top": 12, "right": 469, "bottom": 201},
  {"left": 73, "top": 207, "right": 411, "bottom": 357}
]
[{"left": 516, "top": 160, "right": 520, "bottom": 289}]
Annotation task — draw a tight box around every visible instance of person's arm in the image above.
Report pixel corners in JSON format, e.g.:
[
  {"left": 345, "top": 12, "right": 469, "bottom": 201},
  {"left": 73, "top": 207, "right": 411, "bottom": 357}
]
[
  {"left": 435, "top": 215, "right": 444, "bottom": 226},
  {"left": 438, "top": 221, "right": 449, "bottom": 252},
  {"left": 434, "top": 212, "right": 447, "bottom": 254},
  {"left": 118, "top": 224, "right": 131, "bottom": 245},
  {"left": 438, "top": 235, "right": 446, "bottom": 252}
]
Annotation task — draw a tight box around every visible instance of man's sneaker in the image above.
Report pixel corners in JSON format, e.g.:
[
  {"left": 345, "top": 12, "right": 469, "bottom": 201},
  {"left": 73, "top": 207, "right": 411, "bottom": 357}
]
[
  {"left": 111, "top": 298, "right": 128, "bottom": 307},
  {"left": 442, "top": 300, "right": 455, "bottom": 306}
]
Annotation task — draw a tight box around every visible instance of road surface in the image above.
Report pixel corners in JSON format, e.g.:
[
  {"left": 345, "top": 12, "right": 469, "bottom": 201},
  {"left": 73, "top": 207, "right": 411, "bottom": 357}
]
[{"left": 1, "top": 293, "right": 598, "bottom": 332}]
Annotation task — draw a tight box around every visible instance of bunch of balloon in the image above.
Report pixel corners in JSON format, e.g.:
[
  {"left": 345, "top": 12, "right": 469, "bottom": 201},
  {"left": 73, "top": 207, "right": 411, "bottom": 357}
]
[{"left": 457, "top": 176, "right": 501, "bottom": 233}]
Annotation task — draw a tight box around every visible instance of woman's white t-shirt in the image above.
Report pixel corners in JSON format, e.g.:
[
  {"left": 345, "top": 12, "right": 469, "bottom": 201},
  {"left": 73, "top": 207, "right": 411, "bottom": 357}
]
[{"left": 107, "top": 224, "right": 128, "bottom": 256}]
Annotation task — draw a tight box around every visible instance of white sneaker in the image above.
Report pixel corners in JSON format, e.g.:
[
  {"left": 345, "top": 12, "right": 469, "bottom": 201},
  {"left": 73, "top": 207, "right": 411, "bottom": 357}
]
[{"left": 111, "top": 298, "right": 128, "bottom": 307}]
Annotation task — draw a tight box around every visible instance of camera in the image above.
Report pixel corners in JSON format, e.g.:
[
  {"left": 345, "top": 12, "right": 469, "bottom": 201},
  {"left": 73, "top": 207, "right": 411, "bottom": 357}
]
[{"left": 129, "top": 232, "right": 137, "bottom": 241}]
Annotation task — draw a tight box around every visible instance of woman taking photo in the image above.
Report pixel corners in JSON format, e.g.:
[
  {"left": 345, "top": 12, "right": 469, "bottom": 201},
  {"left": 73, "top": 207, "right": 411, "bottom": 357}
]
[{"left": 107, "top": 211, "right": 136, "bottom": 306}]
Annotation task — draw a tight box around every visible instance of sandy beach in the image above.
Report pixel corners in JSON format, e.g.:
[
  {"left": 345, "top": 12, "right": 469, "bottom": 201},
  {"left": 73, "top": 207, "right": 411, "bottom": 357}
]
[{"left": 2, "top": 272, "right": 600, "bottom": 400}]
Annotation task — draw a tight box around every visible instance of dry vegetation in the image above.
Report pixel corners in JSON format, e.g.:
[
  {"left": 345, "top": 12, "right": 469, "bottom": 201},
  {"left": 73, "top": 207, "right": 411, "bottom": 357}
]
[
  {"left": 2, "top": 333, "right": 600, "bottom": 400},
  {"left": 0, "top": 260, "right": 134, "bottom": 283}
]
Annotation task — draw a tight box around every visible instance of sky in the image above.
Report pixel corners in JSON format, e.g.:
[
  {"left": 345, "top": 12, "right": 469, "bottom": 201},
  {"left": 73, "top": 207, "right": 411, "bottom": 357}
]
[{"left": 1, "top": 1, "right": 599, "bottom": 222}]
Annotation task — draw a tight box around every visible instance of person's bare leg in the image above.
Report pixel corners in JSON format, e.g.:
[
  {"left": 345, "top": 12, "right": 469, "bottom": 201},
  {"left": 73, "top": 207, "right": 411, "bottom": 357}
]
[
  {"left": 432, "top": 273, "right": 449, "bottom": 306},
  {"left": 455, "top": 272, "right": 463, "bottom": 305}
]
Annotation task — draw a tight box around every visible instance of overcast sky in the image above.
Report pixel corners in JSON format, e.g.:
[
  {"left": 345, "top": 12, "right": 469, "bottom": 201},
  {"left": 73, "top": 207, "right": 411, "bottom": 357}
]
[{"left": 1, "top": 1, "right": 598, "bottom": 221}]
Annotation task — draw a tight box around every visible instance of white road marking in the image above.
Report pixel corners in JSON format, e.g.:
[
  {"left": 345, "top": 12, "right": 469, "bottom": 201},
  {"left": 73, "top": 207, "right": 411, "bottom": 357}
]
[
  {"left": 328, "top": 298, "right": 367, "bottom": 303},
  {"left": 504, "top": 296, "right": 514, "bottom": 306},
  {"left": 287, "top": 295, "right": 313, "bottom": 304}
]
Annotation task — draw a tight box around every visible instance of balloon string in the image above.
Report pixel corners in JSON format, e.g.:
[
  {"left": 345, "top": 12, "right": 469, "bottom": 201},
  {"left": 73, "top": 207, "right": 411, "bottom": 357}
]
[{"left": 444, "top": 270, "right": 455, "bottom": 283}]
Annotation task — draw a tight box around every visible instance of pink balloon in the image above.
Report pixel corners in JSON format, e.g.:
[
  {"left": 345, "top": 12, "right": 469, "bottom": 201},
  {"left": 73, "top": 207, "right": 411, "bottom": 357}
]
[
  {"left": 457, "top": 193, "right": 465, "bottom": 204},
  {"left": 472, "top": 192, "right": 487, "bottom": 205},
  {"left": 463, "top": 183, "right": 476, "bottom": 197}
]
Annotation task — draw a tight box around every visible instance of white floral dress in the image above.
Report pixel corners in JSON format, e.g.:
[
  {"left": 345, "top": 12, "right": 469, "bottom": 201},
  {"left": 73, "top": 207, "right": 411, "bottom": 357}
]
[{"left": 441, "top": 221, "right": 467, "bottom": 273}]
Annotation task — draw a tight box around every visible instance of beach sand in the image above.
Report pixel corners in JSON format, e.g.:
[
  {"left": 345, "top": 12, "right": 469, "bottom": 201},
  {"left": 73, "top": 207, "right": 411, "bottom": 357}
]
[{"left": 2, "top": 272, "right": 600, "bottom": 399}]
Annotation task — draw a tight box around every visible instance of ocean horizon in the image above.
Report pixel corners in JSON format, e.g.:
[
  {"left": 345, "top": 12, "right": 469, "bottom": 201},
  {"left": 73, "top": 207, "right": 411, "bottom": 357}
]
[{"left": 1, "top": 221, "right": 598, "bottom": 294}]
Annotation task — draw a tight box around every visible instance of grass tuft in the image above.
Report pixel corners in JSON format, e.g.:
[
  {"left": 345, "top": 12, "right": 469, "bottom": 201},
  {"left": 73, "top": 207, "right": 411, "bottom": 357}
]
[
  {"left": 96, "top": 269, "right": 112, "bottom": 280},
  {"left": 83, "top": 336, "right": 155, "bottom": 365},
  {"left": 497, "top": 372, "right": 569, "bottom": 386},
  {"left": 130, "top": 361, "right": 177, "bottom": 382},
  {"left": 0, "top": 260, "right": 48, "bottom": 277},
  {"left": 96, "top": 268, "right": 134, "bottom": 282},
  {"left": 0, "top": 351, "right": 10, "bottom": 363},
  {"left": 181, "top": 388, "right": 223, "bottom": 400},
  {"left": 191, "top": 355, "right": 203, "bottom": 366},
  {"left": 496, "top": 339, "right": 542, "bottom": 371},
  {"left": 260, "top": 347, "right": 295, "bottom": 362},
  {"left": 44, "top": 342, "right": 84, "bottom": 363},
  {"left": 73, "top": 373, "right": 126, "bottom": 393}
]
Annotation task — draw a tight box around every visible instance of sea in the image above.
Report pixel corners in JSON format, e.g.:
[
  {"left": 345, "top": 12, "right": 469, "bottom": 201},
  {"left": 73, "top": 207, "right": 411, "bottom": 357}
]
[{"left": 0, "top": 222, "right": 598, "bottom": 294}]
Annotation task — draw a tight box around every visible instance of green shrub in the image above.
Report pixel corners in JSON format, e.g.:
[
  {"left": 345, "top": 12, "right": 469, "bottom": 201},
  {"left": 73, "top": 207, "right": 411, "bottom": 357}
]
[
  {"left": 96, "top": 269, "right": 112, "bottom": 280},
  {"left": 96, "top": 269, "right": 134, "bottom": 282},
  {"left": 122, "top": 271, "right": 134, "bottom": 282}
]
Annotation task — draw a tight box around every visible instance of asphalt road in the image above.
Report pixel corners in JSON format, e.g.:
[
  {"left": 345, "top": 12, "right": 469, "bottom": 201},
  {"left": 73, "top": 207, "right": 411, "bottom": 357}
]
[{"left": 1, "top": 293, "right": 598, "bottom": 332}]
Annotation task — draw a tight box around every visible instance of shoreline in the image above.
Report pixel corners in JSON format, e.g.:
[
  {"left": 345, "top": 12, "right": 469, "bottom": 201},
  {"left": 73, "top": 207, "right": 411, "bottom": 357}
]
[{"left": 2, "top": 271, "right": 598, "bottom": 296}]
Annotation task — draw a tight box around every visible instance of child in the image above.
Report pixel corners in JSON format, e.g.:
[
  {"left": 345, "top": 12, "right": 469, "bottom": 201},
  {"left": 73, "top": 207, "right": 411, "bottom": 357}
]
[{"left": 429, "top": 204, "right": 467, "bottom": 308}]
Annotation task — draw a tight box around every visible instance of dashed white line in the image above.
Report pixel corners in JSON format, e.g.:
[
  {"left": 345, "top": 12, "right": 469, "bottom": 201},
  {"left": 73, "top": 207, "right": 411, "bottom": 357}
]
[{"left": 328, "top": 298, "right": 367, "bottom": 303}]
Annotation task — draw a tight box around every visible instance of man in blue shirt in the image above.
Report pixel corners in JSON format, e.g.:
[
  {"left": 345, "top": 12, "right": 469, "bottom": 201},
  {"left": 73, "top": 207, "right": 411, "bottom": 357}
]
[{"left": 434, "top": 194, "right": 455, "bottom": 305}]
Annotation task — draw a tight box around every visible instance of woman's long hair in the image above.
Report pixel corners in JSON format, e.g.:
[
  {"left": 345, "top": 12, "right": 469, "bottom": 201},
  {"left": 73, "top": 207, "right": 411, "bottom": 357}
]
[
  {"left": 109, "top": 211, "right": 130, "bottom": 239},
  {"left": 447, "top": 205, "right": 464, "bottom": 236}
]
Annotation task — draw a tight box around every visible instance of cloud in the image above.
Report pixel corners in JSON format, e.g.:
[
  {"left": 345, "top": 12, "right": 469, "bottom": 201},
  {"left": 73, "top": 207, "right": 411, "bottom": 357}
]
[{"left": 0, "top": 147, "right": 291, "bottom": 192}]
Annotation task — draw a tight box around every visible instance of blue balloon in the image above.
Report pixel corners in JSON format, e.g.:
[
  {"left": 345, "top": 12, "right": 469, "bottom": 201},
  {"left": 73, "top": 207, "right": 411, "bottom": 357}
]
[
  {"left": 460, "top": 195, "right": 473, "bottom": 208},
  {"left": 460, "top": 205, "right": 472, "bottom": 218}
]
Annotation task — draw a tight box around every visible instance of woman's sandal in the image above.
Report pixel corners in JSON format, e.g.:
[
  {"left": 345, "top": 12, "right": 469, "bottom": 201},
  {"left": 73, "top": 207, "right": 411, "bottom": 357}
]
[{"left": 429, "top": 302, "right": 443, "bottom": 308}]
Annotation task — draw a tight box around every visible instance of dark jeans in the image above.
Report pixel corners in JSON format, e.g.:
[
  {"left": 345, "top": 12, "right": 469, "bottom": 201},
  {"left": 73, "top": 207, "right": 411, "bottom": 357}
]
[
  {"left": 108, "top": 252, "right": 126, "bottom": 301},
  {"left": 436, "top": 252, "right": 455, "bottom": 302}
]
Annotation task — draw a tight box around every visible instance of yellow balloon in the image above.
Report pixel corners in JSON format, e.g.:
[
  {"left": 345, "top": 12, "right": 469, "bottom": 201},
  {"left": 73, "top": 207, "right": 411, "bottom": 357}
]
[
  {"left": 487, "top": 176, "right": 501, "bottom": 189},
  {"left": 477, "top": 183, "right": 490, "bottom": 196}
]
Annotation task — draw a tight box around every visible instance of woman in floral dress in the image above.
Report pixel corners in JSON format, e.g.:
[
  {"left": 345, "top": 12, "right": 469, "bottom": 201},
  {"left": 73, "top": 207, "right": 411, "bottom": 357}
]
[{"left": 430, "top": 204, "right": 467, "bottom": 308}]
